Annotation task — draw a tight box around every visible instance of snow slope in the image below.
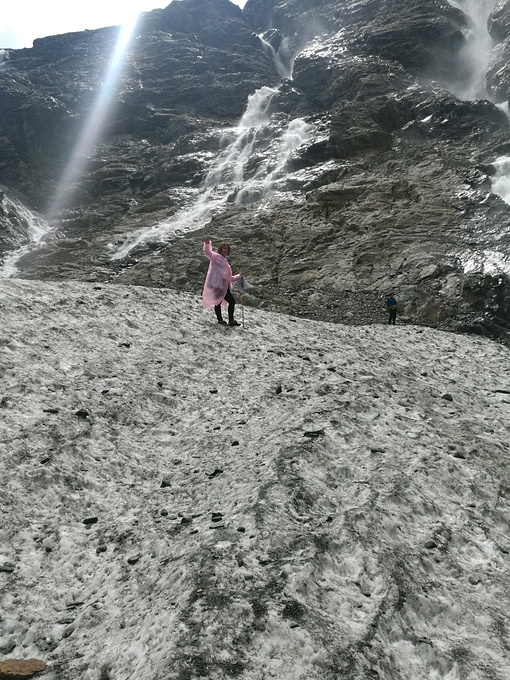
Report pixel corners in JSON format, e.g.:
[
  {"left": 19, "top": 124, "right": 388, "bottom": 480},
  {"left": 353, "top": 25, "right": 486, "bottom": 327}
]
[{"left": 1, "top": 279, "right": 509, "bottom": 680}]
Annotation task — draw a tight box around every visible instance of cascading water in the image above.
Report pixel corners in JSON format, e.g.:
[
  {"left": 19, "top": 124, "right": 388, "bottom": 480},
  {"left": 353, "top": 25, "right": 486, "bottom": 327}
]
[
  {"left": 0, "top": 191, "right": 51, "bottom": 278},
  {"left": 447, "top": 0, "right": 497, "bottom": 100},
  {"left": 235, "top": 118, "right": 313, "bottom": 204},
  {"left": 491, "top": 157, "right": 510, "bottom": 204},
  {"left": 259, "top": 34, "right": 294, "bottom": 79},
  {"left": 469, "top": 158, "right": 510, "bottom": 275},
  {"left": 444, "top": 0, "right": 510, "bottom": 276},
  {"left": 111, "top": 51, "right": 313, "bottom": 260}
]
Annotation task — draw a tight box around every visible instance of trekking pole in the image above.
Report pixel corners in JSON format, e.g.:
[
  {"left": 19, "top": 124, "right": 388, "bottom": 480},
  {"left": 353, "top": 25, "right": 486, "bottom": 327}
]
[{"left": 236, "top": 268, "right": 245, "bottom": 328}]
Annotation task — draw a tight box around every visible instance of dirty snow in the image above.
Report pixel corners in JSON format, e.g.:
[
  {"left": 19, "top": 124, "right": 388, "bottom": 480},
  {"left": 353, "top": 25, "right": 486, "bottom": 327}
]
[{"left": 1, "top": 278, "right": 509, "bottom": 680}]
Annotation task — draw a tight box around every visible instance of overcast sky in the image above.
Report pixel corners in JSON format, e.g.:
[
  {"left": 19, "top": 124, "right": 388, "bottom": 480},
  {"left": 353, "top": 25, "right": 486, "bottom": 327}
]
[{"left": 0, "top": 0, "right": 247, "bottom": 50}]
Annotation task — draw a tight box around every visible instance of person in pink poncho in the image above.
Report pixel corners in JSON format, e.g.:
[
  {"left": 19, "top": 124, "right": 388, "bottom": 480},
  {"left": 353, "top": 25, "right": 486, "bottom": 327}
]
[{"left": 202, "top": 238, "right": 242, "bottom": 326}]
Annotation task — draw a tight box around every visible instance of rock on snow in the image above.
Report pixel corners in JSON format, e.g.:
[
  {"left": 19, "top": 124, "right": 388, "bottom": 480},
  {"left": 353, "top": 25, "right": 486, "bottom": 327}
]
[{"left": 0, "top": 278, "right": 509, "bottom": 680}]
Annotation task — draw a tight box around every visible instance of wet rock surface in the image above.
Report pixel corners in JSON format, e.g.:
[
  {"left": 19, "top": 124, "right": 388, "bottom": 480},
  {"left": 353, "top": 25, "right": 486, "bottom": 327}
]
[
  {"left": 1, "top": 0, "right": 510, "bottom": 343},
  {"left": 0, "top": 192, "right": 31, "bottom": 252}
]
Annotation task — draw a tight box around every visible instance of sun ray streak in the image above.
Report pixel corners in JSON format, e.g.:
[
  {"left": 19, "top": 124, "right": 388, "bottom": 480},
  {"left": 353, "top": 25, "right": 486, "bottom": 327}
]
[{"left": 47, "top": 13, "right": 140, "bottom": 219}]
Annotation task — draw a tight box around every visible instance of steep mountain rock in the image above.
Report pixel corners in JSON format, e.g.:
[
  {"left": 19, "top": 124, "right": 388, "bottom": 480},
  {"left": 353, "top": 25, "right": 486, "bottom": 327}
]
[
  {"left": 0, "top": 1, "right": 277, "bottom": 207},
  {"left": 488, "top": 0, "right": 510, "bottom": 42},
  {"left": 244, "top": 0, "right": 468, "bottom": 77},
  {"left": 1, "top": 0, "right": 510, "bottom": 341},
  {"left": 487, "top": 0, "right": 510, "bottom": 101},
  {"left": 0, "top": 189, "right": 31, "bottom": 252}
]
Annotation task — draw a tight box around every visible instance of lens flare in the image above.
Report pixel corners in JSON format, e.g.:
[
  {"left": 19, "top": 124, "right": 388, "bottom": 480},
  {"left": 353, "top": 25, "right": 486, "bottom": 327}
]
[{"left": 47, "top": 12, "right": 140, "bottom": 218}]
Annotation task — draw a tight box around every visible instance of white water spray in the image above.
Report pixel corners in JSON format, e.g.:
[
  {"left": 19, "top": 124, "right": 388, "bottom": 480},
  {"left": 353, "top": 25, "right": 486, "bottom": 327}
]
[
  {"left": 490, "top": 156, "right": 510, "bottom": 204},
  {"left": 0, "top": 191, "right": 51, "bottom": 278},
  {"left": 498, "top": 101, "right": 510, "bottom": 120},
  {"left": 466, "top": 156, "right": 510, "bottom": 277},
  {"left": 0, "top": 49, "right": 9, "bottom": 69},
  {"left": 205, "top": 86, "right": 277, "bottom": 188},
  {"left": 259, "top": 35, "right": 294, "bottom": 79},
  {"left": 235, "top": 118, "right": 313, "bottom": 204},
  {"left": 447, "top": 0, "right": 497, "bottom": 100},
  {"left": 112, "top": 82, "right": 313, "bottom": 260}
]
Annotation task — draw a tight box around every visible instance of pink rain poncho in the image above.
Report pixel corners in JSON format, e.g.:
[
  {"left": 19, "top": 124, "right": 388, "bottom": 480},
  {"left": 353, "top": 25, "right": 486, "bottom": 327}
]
[{"left": 202, "top": 241, "right": 241, "bottom": 309}]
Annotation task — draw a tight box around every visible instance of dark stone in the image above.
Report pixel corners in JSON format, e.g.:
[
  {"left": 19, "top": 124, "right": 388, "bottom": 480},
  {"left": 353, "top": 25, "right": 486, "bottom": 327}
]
[
  {"left": 282, "top": 598, "right": 306, "bottom": 619},
  {"left": 0, "top": 641, "right": 16, "bottom": 655},
  {"left": 66, "top": 600, "right": 84, "bottom": 608},
  {"left": 303, "top": 429, "right": 324, "bottom": 438},
  {"left": 488, "top": 0, "right": 510, "bottom": 42},
  {"left": 83, "top": 517, "right": 98, "bottom": 525}
]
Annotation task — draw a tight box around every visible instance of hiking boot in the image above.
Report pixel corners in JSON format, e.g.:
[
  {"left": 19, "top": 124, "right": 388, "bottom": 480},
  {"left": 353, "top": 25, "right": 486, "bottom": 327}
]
[
  {"left": 217, "top": 319, "right": 227, "bottom": 325},
  {"left": 229, "top": 320, "right": 241, "bottom": 327}
]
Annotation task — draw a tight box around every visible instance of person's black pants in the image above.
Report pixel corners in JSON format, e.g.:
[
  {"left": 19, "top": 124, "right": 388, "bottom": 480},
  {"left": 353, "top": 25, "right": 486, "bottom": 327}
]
[
  {"left": 388, "top": 307, "right": 397, "bottom": 325},
  {"left": 215, "top": 287, "right": 235, "bottom": 324}
]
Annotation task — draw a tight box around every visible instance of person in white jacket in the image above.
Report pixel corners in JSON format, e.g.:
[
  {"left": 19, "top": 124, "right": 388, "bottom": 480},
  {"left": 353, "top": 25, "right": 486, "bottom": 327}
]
[{"left": 202, "top": 238, "right": 242, "bottom": 326}]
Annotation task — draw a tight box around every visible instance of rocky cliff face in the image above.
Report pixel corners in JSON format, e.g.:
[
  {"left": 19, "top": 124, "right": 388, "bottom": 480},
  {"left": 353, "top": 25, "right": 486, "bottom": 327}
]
[{"left": 1, "top": 0, "right": 510, "bottom": 340}]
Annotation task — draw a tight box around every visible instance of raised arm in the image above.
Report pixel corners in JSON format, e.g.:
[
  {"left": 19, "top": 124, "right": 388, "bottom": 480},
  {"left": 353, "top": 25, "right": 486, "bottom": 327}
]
[{"left": 203, "top": 238, "right": 214, "bottom": 261}]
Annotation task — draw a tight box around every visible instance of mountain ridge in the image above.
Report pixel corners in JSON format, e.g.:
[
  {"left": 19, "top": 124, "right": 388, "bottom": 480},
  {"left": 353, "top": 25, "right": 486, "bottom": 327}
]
[{"left": 1, "top": 0, "right": 510, "bottom": 341}]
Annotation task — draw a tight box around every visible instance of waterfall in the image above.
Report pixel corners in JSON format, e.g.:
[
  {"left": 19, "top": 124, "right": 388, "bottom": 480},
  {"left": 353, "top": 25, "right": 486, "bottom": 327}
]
[
  {"left": 259, "top": 35, "right": 294, "bottom": 79},
  {"left": 464, "top": 157, "right": 510, "bottom": 276},
  {"left": 452, "top": 0, "right": 510, "bottom": 276},
  {"left": 112, "top": 79, "right": 313, "bottom": 260},
  {"left": 205, "top": 86, "right": 277, "bottom": 189},
  {"left": 235, "top": 118, "right": 313, "bottom": 204},
  {"left": 447, "top": 0, "right": 497, "bottom": 100},
  {"left": 0, "top": 191, "right": 51, "bottom": 278},
  {"left": 490, "top": 156, "right": 510, "bottom": 203}
]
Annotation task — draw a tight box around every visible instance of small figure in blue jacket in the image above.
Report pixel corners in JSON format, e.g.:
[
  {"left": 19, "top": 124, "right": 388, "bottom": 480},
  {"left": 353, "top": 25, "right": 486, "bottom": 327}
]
[{"left": 387, "top": 294, "right": 397, "bottom": 325}]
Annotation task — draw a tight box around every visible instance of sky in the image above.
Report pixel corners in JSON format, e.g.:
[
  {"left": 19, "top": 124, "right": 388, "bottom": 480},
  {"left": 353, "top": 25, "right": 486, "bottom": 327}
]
[{"left": 0, "top": 0, "right": 247, "bottom": 50}]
